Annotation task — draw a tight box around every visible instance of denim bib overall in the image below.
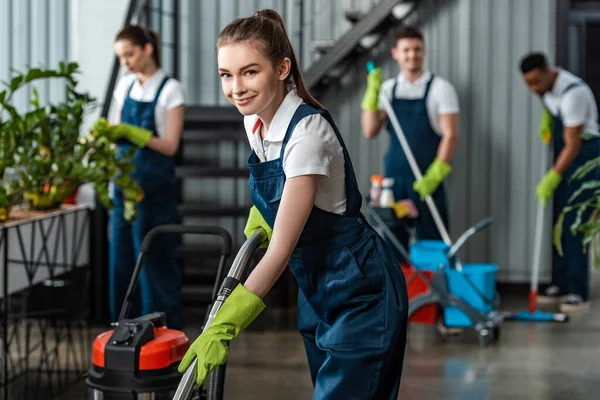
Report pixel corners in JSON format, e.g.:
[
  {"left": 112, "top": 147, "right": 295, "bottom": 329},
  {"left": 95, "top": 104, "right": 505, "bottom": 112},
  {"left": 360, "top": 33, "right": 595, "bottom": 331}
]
[{"left": 247, "top": 104, "right": 408, "bottom": 399}]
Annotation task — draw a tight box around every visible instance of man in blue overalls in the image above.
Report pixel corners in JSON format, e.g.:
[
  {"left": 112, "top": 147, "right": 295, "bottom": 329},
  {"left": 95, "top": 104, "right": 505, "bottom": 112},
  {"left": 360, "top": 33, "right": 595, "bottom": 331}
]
[
  {"left": 361, "top": 26, "right": 460, "bottom": 260},
  {"left": 520, "top": 52, "right": 600, "bottom": 314}
]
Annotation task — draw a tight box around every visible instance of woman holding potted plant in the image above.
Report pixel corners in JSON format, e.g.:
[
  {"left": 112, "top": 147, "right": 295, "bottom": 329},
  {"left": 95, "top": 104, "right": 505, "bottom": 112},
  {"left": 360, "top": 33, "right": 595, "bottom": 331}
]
[{"left": 101, "top": 24, "right": 185, "bottom": 329}]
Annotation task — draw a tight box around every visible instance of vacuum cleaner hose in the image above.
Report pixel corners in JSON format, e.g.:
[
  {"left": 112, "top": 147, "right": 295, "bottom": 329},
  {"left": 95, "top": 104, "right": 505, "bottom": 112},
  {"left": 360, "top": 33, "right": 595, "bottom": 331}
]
[{"left": 173, "top": 227, "right": 268, "bottom": 400}]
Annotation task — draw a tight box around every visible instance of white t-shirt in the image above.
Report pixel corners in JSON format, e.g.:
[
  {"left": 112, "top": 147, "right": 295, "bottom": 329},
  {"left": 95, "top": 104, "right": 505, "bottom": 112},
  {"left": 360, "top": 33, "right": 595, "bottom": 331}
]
[
  {"left": 542, "top": 68, "right": 599, "bottom": 134},
  {"left": 378, "top": 70, "right": 459, "bottom": 136},
  {"left": 244, "top": 90, "right": 347, "bottom": 214},
  {"left": 113, "top": 69, "right": 185, "bottom": 138}
]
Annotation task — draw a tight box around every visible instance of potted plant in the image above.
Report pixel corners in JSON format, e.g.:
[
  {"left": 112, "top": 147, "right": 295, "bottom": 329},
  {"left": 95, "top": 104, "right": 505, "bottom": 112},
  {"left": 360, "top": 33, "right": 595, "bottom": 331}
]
[
  {"left": 553, "top": 156, "right": 600, "bottom": 268},
  {"left": 0, "top": 120, "right": 21, "bottom": 221},
  {"left": 0, "top": 62, "right": 143, "bottom": 221}
]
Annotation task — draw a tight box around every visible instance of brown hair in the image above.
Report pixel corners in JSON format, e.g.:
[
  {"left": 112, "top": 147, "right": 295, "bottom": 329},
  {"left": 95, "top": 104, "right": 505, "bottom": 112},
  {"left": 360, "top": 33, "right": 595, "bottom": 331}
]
[
  {"left": 115, "top": 24, "right": 161, "bottom": 67},
  {"left": 217, "top": 9, "right": 323, "bottom": 109},
  {"left": 394, "top": 26, "right": 424, "bottom": 44}
]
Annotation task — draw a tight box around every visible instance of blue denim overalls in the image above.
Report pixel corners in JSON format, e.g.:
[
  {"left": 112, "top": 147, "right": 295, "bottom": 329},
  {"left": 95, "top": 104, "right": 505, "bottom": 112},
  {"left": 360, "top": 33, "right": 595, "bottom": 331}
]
[
  {"left": 385, "top": 75, "right": 448, "bottom": 260},
  {"left": 109, "top": 76, "right": 182, "bottom": 329},
  {"left": 547, "top": 81, "right": 600, "bottom": 301},
  {"left": 247, "top": 103, "right": 408, "bottom": 399}
]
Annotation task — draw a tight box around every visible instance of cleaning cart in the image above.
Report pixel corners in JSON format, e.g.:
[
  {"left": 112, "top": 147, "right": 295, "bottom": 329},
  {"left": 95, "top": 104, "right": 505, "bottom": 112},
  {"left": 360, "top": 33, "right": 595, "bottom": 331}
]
[
  {"left": 86, "top": 224, "right": 267, "bottom": 399},
  {"left": 364, "top": 205, "right": 503, "bottom": 346}
]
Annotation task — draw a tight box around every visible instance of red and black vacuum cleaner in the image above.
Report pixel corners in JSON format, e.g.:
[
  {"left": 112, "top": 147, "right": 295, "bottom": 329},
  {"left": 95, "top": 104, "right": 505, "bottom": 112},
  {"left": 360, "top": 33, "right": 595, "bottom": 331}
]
[{"left": 86, "top": 225, "right": 233, "bottom": 399}]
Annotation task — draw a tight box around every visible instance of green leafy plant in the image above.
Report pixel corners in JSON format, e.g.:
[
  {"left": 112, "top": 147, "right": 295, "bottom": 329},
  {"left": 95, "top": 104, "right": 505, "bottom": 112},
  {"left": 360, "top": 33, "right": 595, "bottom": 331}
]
[
  {"left": 0, "top": 62, "right": 143, "bottom": 221},
  {"left": 553, "top": 156, "right": 600, "bottom": 268}
]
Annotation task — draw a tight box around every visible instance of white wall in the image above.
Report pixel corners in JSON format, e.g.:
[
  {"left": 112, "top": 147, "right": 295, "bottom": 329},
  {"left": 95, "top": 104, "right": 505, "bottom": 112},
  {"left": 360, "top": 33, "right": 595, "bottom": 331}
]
[
  {"left": 69, "top": 0, "right": 132, "bottom": 206},
  {"left": 70, "top": 0, "right": 131, "bottom": 131}
]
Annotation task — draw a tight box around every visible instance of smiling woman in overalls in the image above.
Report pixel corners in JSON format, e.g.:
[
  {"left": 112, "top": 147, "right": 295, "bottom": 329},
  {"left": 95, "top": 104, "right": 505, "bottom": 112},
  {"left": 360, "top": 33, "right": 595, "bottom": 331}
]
[
  {"left": 178, "top": 9, "right": 408, "bottom": 399},
  {"left": 105, "top": 24, "right": 185, "bottom": 329}
]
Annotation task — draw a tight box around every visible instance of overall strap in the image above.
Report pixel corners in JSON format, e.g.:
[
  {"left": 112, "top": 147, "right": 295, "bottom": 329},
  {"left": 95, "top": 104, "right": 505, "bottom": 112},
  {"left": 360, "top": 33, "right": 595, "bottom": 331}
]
[
  {"left": 390, "top": 76, "right": 399, "bottom": 101},
  {"left": 423, "top": 75, "right": 436, "bottom": 99},
  {"left": 279, "top": 104, "right": 322, "bottom": 159},
  {"left": 152, "top": 76, "right": 171, "bottom": 107},
  {"left": 556, "top": 81, "right": 583, "bottom": 119},
  {"left": 125, "top": 79, "right": 136, "bottom": 99}
]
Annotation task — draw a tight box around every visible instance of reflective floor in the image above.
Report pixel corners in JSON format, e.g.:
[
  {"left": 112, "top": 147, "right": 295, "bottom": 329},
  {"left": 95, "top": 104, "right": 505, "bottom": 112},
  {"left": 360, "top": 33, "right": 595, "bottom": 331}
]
[{"left": 56, "top": 280, "right": 600, "bottom": 400}]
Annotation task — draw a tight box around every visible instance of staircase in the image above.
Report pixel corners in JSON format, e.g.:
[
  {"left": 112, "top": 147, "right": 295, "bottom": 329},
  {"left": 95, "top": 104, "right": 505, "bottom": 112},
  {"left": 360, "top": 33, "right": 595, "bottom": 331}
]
[{"left": 176, "top": 106, "right": 252, "bottom": 306}]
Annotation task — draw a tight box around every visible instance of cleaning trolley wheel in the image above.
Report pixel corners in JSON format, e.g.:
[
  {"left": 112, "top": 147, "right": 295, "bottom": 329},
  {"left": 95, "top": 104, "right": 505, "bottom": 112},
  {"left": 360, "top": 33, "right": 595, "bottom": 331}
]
[
  {"left": 493, "top": 326, "right": 501, "bottom": 342},
  {"left": 478, "top": 328, "right": 492, "bottom": 347}
]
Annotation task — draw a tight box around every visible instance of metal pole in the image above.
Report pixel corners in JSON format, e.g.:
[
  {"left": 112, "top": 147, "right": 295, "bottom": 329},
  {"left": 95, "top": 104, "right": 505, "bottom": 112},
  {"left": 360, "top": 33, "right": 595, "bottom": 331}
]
[{"left": 172, "top": 0, "right": 180, "bottom": 79}]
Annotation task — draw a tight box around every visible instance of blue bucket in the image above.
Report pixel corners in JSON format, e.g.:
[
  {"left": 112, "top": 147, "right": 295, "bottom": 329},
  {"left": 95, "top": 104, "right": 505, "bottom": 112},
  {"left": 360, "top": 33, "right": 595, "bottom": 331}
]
[
  {"left": 409, "top": 240, "right": 450, "bottom": 271},
  {"left": 444, "top": 264, "right": 498, "bottom": 327}
]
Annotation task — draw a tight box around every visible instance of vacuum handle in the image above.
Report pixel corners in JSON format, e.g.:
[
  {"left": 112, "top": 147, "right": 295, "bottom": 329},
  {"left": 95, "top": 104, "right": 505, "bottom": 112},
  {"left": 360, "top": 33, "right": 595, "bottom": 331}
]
[
  {"left": 140, "top": 225, "right": 232, "bottom": 256},
  {"left": 118, "top": 225, "right": 233, "bottom": 323},
  {"left": 172, "top": 228, "right": 267, "bottom": 400}
]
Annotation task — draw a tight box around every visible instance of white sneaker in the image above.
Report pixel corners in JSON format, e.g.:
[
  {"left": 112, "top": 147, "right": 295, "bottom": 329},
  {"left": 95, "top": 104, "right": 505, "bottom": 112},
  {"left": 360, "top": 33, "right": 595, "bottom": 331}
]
[
  {"left": 537, "top": 285, "right": 568, "bottom": 305},
  {"left": 559, "top": 294, "right": 590, "bottom": 314}
]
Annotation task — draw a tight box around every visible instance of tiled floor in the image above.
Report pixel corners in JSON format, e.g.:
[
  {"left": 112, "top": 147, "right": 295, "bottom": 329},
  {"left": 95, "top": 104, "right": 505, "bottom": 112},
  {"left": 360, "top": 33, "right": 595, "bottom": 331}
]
[{"left": 53, "top": 281, "right": 600, "bottom": 400}]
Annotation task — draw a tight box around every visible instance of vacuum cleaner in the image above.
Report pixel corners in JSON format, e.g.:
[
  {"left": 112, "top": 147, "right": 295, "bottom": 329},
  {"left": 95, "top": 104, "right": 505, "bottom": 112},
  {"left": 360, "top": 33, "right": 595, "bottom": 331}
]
[{"left": 85, "top": 224, "right": 241, "bottom": 399}]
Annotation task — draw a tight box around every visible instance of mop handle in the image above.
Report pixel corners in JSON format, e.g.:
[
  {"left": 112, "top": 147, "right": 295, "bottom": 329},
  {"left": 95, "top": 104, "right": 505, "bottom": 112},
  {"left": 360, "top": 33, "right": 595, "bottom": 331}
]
[
  {"left": 530, "top": 145, "right": 549, "bottom": 294},
  {"left": 367, "top": 61, "right": 458, "bottom": 268},
  {"left": 172, "top": 228, "right": 267, "bottom": 400}
]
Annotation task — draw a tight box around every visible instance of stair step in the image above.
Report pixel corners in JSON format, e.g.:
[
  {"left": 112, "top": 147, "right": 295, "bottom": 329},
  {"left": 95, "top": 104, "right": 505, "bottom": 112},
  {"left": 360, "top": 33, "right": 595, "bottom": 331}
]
[
  {"left": 312, "top": 39, "right": 337, "bottom": 55},
  {"left": 184, "top": 106, "right": 244, "bottom": 130},
  {"left": 344, "top": 9, "right": 366, "bottom": 23},
  {"left": 177, "top": 243, "right": 229, "bottom": 259},
  {"left": 178, "top": 204, "right": 251, "bottom": 217},
  {"left": 182, "top": 129, "right": 245, "bottom": 143},
  {"left": 181, "top": 285, "right": 215, "bottom": 304},
  {"left": 176, "top": 166, "right": 249, "bottom": 179}
]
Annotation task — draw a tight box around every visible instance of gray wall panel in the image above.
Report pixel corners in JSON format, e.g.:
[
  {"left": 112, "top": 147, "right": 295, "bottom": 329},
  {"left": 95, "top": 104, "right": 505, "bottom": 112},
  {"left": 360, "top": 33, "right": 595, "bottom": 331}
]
[{"left": 0, "top": 0, "right": 70, "bottom": 109}]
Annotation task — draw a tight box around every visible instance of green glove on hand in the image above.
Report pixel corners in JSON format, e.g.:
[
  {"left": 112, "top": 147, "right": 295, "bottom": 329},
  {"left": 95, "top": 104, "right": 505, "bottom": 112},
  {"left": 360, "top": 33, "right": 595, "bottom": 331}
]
[
  {"left": 413, "top": 158, "right": 452, "bottom": 201},
  {"left": 538, "top": 108, "right": 553, "bottom": 144},
  {"left": 109, "top": 123, "right": 152, "bottom": 147},
  {"left": 91, "top": 117, "right": 152, "bottom": 147},
  {"left": 361, "top": 67, "right": 384, "bottom": 112},
  {"left": 177, "top": 284, "right": 265, "bottom": 388},
  {"left": 536, "top": 169, "right": 562, "bottom": 207},
  {"left": 243, "top": 206, "right": 273, "bottom": 248}
]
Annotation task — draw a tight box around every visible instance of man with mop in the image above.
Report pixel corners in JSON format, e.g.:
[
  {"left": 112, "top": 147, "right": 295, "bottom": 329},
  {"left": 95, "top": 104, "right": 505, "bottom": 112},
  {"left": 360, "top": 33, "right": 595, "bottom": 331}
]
[
  {"left": 520, "top": 52, "right": 600, "bottom": 313},
  {"left": 360, "top": 26, "right": 460, "bottom": 260}
]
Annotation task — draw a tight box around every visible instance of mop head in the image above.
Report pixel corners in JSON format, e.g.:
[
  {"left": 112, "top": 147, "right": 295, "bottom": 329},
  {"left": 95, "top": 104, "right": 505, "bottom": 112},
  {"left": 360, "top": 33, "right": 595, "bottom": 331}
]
[{"left": 504, "top": 310, "right": 569, "bottom": 323}]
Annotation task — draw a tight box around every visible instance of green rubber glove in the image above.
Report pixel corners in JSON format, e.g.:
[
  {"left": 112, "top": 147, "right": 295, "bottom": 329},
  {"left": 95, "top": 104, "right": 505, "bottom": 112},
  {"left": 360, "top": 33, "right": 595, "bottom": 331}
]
[
  {"left": 538, "top": 108, "right": 553, "bottom": 144},
  {"left": 177, "top": 284, "right": 265, "bottom": 388},
  {"left": 243, "top": 206, "right": 272, "bottom": 248},
  {"left": 110, "top": 123, "right": 152, "bottom": 147},
  {"left": 536, "top": 169, "right": 562, "bottom": 207},
  {"left": 91, "top": 117, "right": 152, "bottom": 147},
  {"left": 413, "top": 159, "right": 452, "bottom": 201},
  {"left": 361, "top": 67, "right": 384, "bottom": 112}
]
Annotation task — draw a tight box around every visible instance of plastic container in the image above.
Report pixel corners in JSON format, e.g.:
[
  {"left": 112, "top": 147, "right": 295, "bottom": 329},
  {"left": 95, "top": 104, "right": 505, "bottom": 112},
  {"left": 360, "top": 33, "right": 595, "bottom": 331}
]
[
  {"left": 379, "top": 177, "right": 395, "bottom": 207},
  {"left": 443, "top": 263, "right": 498, "bottom": 327},
  {"left": 369, "top": 174, "right": 383, "bottom": 207},
  {"left": 409, "top": 240, "right": 450, "bottom": 270}
]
